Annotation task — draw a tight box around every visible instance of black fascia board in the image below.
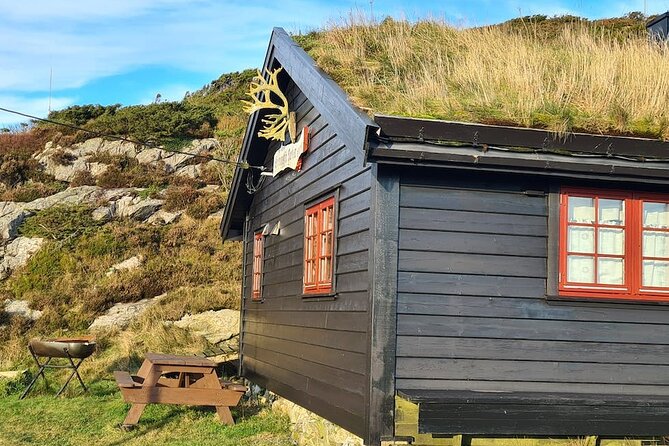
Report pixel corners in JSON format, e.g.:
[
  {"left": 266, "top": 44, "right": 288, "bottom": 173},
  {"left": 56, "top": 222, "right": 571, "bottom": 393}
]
[
  {"left": 368, "top": 140, "right": 669, "bottom": 185},
  {"left": 221, "top": 28, "right": 377, "bottom": 241},
  {"left": 373, "top": 114, "right": 669, "bottom": 160},
  {"left": 647, "top": 12, "right": 669, "bottom": 28}
]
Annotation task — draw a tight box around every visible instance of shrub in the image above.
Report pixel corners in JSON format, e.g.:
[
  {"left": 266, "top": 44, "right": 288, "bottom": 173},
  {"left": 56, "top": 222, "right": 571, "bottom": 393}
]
[
  {"left": 186, "top": 192, "right": 226, "bottom": 219},
  {"left": 47, "top": 104, "right": 122, "bottom": 127},
  {"left": 8, "top": 243, "right": 64, "bottom": 297},
  {"left": 19, "top": 205, "right": 102, "bottom": 241},
  {"left": 93, "top": 156, "right": 172, "bottom": 189},
  {"left": 50, "top": 149, "right": 76, "bottom": 166},
  {"left": 163, "top": 185, "right": 199, "bottom": 211},
  {"left": 0, "top": 181, "right": 67, "bottom": 202},
  {"left": 94, "top": 166, "right": 126, "bottom": 189},
  {"left": 70, "top": 170, "right": 96, "bottom": 187},
  {"left": 86, "top": 102, "right": 216, "bottom": 142},
  {"left": 76, "top": 228, "right": 129, "bottom": 258}
]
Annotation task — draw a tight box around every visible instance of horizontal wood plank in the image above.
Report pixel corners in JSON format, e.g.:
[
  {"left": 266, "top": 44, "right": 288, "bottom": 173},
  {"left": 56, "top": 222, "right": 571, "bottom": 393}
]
[
  {"left": 399, "top": 251, "right": 546, "bottom": 278},
  {"left": 399, "top": 229, "right": 547, "bottom": 257},
  {"left": 400, "top": 185, "right": 546, "bottom": 216},
  {"left": 243, "top": 332, "right": 366, "bottom": 374},
  {"left": 398, "top": 272, "right": 545, "bottom": 297},
  {"left": 399, "top": 207, "right": 546, "bottom": 236},
  {"left": 397, "top": 293, "right": 669, "bottom": 324},
  {"left": 396, "top": 357, "right": 669, "bottom": 384},
  {"left": 397, "top": 314, "right": 669, "bottom": 344},
  {"left": 397, "top": 335, "right": 669, "bottom": 365},
  {"left": 396, "top": 378, "right": 669, "bottom": 396}
]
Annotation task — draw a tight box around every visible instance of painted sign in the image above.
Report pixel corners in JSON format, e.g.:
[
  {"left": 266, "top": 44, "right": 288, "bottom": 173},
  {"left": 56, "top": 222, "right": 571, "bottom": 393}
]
[{"left": 264, "top": 126, "right": 310, "bottom": 177}]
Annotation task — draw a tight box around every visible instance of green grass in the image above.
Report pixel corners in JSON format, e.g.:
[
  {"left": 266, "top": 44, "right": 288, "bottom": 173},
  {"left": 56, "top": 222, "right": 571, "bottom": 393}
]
[{"left": 0, "top": 380, "right": 291, "bottom": 446}]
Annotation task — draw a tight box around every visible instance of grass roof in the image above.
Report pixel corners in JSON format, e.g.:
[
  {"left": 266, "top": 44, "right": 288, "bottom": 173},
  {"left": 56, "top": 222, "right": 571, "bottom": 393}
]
[{"left": 296, "top": 14, "right": 669, "bottom": 139}]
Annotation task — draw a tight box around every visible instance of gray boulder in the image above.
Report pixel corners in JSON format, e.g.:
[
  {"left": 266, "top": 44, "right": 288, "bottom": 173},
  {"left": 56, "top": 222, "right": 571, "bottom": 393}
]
[
  {"left": 0, "top": 237, "right": 45, "bottom": 280},
  {"left": 115, "top": 196, "right": 164, "bottom": 221},
  {"left": 26, "top": 186, "right": 102, "bottom": 211},
  {"left": 88, "top": 293, "right": 165, "bottom": 331},
  {"left": 3, "top": 299, "right": 42, "bottom": 321},
  {"left": 92, "top": 205, "right": 114, "bottom": 222},
  {"left": 0, "top": 207, "right": 30, "bottom": 241},
  {"left": 146, "top": 209, "right": 182, "bottom": 225},
  {"left": 170, "top": 309, "right": 239, "bottom": 345},
  {"left": 175, "top": 164, "right": 201, "bottom": 179},
  {"left": 106, "top": 255, "right": 144, "bottom": 276},
  {"left": 162, "top": 139, "right": 216, "bottom": 172}
]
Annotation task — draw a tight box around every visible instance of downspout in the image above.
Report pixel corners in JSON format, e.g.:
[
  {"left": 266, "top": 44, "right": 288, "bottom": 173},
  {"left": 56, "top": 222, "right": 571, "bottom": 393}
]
[{"left": 238, "top": 213, "right": 250, "bottom": 377}]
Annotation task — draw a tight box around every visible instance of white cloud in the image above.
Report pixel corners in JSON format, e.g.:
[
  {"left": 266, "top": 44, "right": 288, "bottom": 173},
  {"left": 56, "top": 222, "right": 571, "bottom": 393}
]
[
  {"left": 0, "top": 95, "right": 75, "bottom": 127},
  {"left": 0, "top": 1, "right": 344, "bottom": 93}
]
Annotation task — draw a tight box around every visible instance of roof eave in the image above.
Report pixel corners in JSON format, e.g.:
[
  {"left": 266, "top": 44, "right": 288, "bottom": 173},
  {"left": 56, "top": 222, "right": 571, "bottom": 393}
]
[{"left": 221, "top": 28, "right": 377, "bottom": 241}]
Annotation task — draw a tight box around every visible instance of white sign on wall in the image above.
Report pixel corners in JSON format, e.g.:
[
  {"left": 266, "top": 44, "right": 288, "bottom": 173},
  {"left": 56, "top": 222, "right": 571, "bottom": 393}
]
[{"left": 264, "top": 126, "right": 310, "bottom": 177}]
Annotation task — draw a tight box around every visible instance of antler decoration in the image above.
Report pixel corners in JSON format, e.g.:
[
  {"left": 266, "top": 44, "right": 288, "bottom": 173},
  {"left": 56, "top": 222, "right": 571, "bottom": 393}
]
[{"left": 242, "top": 67, "right": 289, "bottom": 141}]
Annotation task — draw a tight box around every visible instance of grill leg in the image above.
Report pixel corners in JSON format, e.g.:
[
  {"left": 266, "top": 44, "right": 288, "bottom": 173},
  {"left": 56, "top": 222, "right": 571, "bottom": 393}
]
[
  {"left": 20, "top": 349, "right": 51, "bottom": 400},
  {"left": 55, "top": 352, "right": 87, "bottom": 397}
]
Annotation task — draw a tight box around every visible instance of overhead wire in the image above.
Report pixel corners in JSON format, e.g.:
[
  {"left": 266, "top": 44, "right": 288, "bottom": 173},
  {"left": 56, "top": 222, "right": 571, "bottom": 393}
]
[{"left": 0, "top": 106, "right": 265, "bottom": 171}]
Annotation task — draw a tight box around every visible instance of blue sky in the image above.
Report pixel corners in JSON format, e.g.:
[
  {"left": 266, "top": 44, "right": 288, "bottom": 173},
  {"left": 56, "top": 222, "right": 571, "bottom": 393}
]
[{"left": 1, "top": 0, "right": 667, "bottom": 126}]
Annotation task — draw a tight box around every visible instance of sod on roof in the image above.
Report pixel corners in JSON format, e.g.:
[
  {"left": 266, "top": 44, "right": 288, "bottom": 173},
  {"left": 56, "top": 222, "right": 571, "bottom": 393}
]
[{"left": 295, "top": 14, "right": 669, "bottom": 140}]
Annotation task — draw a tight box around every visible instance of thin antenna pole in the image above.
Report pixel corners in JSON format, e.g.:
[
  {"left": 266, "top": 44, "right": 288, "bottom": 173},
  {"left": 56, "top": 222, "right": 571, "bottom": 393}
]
[{"left": 48, "top": 67, "right": 52, "bottom": 114}]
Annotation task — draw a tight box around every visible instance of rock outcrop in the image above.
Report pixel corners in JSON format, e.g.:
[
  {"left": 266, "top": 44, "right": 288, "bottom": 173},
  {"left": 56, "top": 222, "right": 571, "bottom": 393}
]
[
  {"left": 88, "top": 293, "right": 165, "bottom": 331},
  {"left": 35, "top": 138, "right": 218, "bottom": 181},
  {"left": 115, "top": 196, "right": 165, "bottom": 221},
  {"left": 171, "top": 309, "right": 239, "bottom": 345},
  {"left": 106, "top": 255, "right": 144, "bottom": 276},
  {"left": 3, "top": 299, "right": 42, "bottom": 321},
  {"left": 146, "top": 209, "right": 182, "bottom": 225},
  {"left": 0, "top": 237, "right": 45, "bottom": 280}
]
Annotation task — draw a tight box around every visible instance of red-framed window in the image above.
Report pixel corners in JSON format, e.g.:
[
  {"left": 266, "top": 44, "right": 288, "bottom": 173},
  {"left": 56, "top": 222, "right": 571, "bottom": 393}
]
[
  {"left": 304, "top": 196, "right": 335, "bottom": 295},
  {"left": 252, "top": 232, "right": 264, "bottom": 301},
  {"left": 559, "top": 187, "right": 669, "bottom": 301}
]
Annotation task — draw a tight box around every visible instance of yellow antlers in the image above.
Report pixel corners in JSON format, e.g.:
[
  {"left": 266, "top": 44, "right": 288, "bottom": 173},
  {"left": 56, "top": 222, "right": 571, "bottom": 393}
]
[{"left": 242, "top": 67, "right": 289, "bottom": 141}]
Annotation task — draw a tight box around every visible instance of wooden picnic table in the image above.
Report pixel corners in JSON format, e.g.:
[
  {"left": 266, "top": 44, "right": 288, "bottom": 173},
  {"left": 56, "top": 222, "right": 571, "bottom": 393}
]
[{"left": 114, "top": 352, "right": 246, "bottom": 427}]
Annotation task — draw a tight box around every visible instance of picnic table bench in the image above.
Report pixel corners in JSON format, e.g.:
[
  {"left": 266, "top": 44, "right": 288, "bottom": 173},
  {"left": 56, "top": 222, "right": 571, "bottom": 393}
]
[{"left": 114, "top": 352, "right": 247, "bottom": 427}]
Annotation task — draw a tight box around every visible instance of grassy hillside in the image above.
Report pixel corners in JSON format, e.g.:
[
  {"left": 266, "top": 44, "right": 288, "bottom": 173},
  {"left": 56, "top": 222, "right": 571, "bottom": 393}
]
[
  {"left": 0, "top": 69, "right": 257, "bottom": 365},
  {"left": 297, "top": 13, "right": 669, "bottom": 138}
]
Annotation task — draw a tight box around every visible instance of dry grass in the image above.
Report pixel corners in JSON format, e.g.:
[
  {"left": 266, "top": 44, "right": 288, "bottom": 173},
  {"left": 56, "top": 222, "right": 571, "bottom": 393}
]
[
  {"left": 306, "top": 15, "right": 669, "bottom": 138},
  {"left": 0, "top": 216, "right": 241, "bottom": 369}
]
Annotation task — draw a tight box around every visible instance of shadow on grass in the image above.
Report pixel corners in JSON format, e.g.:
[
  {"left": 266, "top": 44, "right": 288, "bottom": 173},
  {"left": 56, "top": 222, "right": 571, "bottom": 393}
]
[
  {"left": 104, "top": 409, "right": 183, "bottom": 446},
  {"left": 104, "top": 353, "right": 145, "bottom": 375}
]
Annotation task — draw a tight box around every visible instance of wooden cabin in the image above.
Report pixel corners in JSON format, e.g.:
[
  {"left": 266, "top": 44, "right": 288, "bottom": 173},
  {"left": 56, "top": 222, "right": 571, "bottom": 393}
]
[{"left": 221, "top": 28, "right": 669, "bottom": 445}]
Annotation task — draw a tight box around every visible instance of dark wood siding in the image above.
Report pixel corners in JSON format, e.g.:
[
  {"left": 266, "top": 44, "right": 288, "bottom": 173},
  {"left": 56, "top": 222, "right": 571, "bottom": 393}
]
[
  {"left": 240, "top": 79, "right": 371, "bottom": 437},
  {"left": 396, "top": 171, "right": 669, "bottom": 398}
]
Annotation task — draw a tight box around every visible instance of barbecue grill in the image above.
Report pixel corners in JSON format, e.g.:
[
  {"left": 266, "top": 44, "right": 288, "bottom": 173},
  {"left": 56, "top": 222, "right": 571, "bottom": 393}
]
[{"left": 20, "top": 337, "right": 96, "bottom": 399}]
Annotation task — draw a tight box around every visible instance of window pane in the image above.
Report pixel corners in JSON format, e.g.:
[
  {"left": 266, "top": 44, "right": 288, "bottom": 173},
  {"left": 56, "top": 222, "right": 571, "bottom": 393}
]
[
  {"left": 568, "top": 197, "right": 595, "bottom": 223},
  {"left": 598, "top": 258, "right": 624, "bottom": 285},
  {"left": 598, "top": 228, "right": 624, "bottom": 255},
  {"left": 643, "top": 231, "right": 669, "bottom": 258},
  {"left": 644, "top": 202, "right": 669, "bottom": 229},
  {"left": 643, "top": 260, "right": 669, "bottom": 288},
  {"left": 568, "top": 226, "right": 595, "bottom": 253},
  {"left": 599, "top": 199, "right": 624, "bottom": 225},
  {"left": 567, "top": 255, "right": 595, "bottom": 283},
  {"left": 326, "top": 206, "right": 334, "bottom": 230}
]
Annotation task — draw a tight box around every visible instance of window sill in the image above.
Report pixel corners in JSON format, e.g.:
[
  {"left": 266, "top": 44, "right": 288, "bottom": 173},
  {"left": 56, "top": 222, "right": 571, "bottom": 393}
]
[
  {"left": 301, "top": 292, "right": 337, "bottom": 301},
  {"left": 547, "top": 294, "right": 669, "bottom": 306}
]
